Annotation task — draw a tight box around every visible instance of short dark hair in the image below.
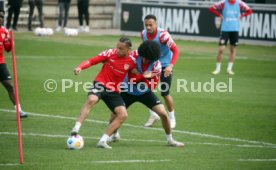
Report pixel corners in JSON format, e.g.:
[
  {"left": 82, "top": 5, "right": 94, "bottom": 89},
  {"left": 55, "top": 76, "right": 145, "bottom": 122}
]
[
  {"left": 144, "top": 14, "right": 157, "bottom": 21},
  {"left": 138, "top": 40, "right": 161, "bottom": 61},
  {"left": 119, "top": 36, "right": 132, "bottom": 48}
]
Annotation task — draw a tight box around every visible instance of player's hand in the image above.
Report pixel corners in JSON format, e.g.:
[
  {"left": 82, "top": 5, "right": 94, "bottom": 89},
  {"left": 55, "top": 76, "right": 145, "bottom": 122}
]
[
  {"left": 143, "top": 71, "right": 159, "bottom": 78},
  {"left": 74, "top": 67, "right": 82, "bottom": 75},
  {"left": 164, "top": 64, "right": 173, "bottom": 77},
  {"left": 220, "top": 15, "right": 224, "bottom": 20}
]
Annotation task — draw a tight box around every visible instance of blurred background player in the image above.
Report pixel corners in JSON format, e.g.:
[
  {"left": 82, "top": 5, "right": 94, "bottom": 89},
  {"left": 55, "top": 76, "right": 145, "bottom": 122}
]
[
  {"left": 209, "top": 0, "right": 253, "bottom": 75},
  {"left": 28, "top": 0, "right": 44, "bottom": 31},
  {"left": 0, "top": 10, "right": 27, "bottom": 118},
  {"left": 6, "top": 0, "right": 23, "bottom": 31},
  {"left": 108, "top": 41, "right": 184, "bottom": 147},
  {"left": 141, "top": 14, "right": 179, "bottom": 128},
  {"left": 70, "top": 37, "right": 136, "bottom": 149},
  {"left": 56, "top": 0, "right": 71, "bottom": 32},
  {"left": 77, "top": 0, "right": 90, "bottom": 32}
]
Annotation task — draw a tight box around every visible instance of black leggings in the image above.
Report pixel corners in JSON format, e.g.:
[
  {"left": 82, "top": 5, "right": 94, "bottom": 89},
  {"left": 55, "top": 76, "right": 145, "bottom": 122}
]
[
  {"left": 28, "top": 0, "right": 44, "bottom": 29},
  {"left": 6, "top": 4, "right": 21, "bottom": 29},
  {"left": 77, "top": 0, "right": 89, "bottom": 26},
  {"left": 58, "top": 2, "right": 71, "bottom": 27}
]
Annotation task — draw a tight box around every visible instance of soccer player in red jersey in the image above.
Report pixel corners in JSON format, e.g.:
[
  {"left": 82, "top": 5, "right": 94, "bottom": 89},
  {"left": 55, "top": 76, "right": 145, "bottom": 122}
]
[
  {"left": 209, "top": 0, "right": 252, "bottom": 75},
  {"left": 70, "top": 37, "right": 137, "bottom": 149},
  {"left": 108, "top": 41, "right": 184, "bottom": 147},
  {"left": 141, "top": 14, "right": 179, "bottom": 128},
  {"left": 0, "top": 10, "right": 27, "bottom": 118}
]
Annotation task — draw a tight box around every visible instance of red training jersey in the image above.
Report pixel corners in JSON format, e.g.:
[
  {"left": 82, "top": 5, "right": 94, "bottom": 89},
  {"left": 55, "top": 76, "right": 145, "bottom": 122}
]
[
  {"left": 0, "top": 26, "right": 12, "bottom": 64},
  {"left": 78, "top": 48, "right": 136, "bottom": 92}
]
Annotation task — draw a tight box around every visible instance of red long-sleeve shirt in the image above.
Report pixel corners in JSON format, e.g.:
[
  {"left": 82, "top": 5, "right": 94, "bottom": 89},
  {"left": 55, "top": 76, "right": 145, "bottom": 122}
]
[
  {"left": 78, "top": 48, "right": 136, "bottom": 92},
  {"left": 0, "top": 26, "right": 12, "bottom": 64}
]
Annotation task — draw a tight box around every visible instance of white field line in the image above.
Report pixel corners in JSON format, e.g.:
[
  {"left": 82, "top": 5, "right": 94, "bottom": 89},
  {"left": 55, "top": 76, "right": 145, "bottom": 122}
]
[
  {"left": 172, "top": 55, "right": 276, "bottom": 61},
  {"left": 0, "top": 163, "right": 20, "bottom": 166},
  {"left": 1, "top": 132, "right": 276, "bottom": 149},
  {"left": 90, "top": 159, "right": 170, "bottom": 164},
  {"left": 19, "top": 55, "right": 276, "bottom": 61},
  {"left": 1, "top": 131, "right": 275, "bottom": 165},
  {"left": 1, "top": 108, "right": 276, "bottom": 147},
  {"left": 238, "top": 159, "right": 276, "bottom": 162}
]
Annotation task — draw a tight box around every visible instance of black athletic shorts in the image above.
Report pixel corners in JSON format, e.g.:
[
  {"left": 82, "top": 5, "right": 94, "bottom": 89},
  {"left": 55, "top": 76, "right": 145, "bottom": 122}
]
[
  {"left": 88, "top": 81, "right": 125, "bottom": 111},
  {"left": 219, "top": 31, "right": 239, "bottom": 46},
  {"left": 0, "top": 63, "right": 12, "bottom": 81},
  {"left": 121, "top": 91, "right": 162, "bottom": 109},
  {"left": 160, "top": 67, "right": 173, "bottom": 96}
]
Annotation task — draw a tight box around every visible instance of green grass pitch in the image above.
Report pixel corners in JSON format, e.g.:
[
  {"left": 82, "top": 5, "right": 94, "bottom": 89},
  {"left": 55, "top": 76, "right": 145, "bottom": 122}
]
[{"left": 0, "top": 32, "right": 276, "bottom": 170}]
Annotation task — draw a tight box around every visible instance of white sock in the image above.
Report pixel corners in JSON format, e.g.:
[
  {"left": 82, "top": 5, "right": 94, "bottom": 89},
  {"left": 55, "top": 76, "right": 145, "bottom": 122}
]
[
  {"left": 113, "top": 130, "right": 119, "bottom": 137},
  {"left": 149, "top": 109, "right": 159, "bottom": 117},
  {"left": 227, "top": 62, "right": 234, "bottom": 71},
  {"left": 14, "top": 104, "right": 22, "bottom": 111},
  {"left": 168, "top": 110, "right": 175, "bottom": 121},
  {"left": 99, "top": 134, "right": 110, "bottom": 142},
  {"left": 215, "top": 63, "right": 221, "bottom": 71},
  {"left": 72, "top": 122, "right": 81, "bottom": 133},
  {"left": 166, "top": 134, "right": 173, "bottom": 142}
]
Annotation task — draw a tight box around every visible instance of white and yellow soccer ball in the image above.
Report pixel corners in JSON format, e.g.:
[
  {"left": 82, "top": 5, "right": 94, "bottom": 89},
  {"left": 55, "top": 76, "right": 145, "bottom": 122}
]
[{"left": 67, "top": 135, "right": 84, "bottom": 150}]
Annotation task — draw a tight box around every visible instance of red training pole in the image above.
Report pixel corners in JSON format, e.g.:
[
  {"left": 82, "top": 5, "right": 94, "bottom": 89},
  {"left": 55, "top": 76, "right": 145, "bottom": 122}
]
[{"left": 10, "top": 30, "right": 24, "bottom": 164}]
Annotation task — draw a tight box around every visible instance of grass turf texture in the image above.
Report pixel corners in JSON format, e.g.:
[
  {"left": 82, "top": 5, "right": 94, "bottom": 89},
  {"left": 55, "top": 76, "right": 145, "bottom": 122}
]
[{"left": 0, "top": 32, "right": 276, "bottom": 170}]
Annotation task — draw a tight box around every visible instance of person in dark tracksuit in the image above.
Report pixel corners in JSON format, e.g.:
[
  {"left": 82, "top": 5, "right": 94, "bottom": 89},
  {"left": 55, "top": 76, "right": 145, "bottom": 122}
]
[
  {"left": 77, "top": 0, "right": 90, "bottom": 32},
  {"left": 6, "top": 0, "right": 23, "bottom": 30},
  {"left": 28, "top": 0, "right": 44, "bottom": 31},
  {"left": 56, "top": 0, "right": 71, "bottom": 31}
]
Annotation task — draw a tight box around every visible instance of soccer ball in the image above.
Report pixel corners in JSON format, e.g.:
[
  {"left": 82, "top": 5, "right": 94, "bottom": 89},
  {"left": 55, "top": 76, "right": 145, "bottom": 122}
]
[
  {"left": 45, "top": 28, "right": 54, "bottom": 36},
  {"left": 34, "top": 27, "right": 54, "bottom": 36},
  {"left": 67, "top": 135, "right": 84, "bottom": 150},
  {"left": 34, "top": 27, "right": 42, "bottom": 36},
  {"left": 64, "top": 28, "right": 78, "bottom": 36}
]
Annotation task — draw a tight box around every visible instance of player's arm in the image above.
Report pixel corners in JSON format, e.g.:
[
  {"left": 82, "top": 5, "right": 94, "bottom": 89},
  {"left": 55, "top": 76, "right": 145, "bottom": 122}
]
[
  {"left": 74, "top": 49, "right": 112, "bottom": 75},
  {"left": 3, "top": 32, "right": 12, "bottom": 52},
  {"left": 74, "top": 56, "right": 105, "bottom": 75},
  {"left": 128, "top": 71, "right": 159, "bottom": 82},
  {"left": 144, "top": 72, "right": 160, "bottom": 90},
  {"left": 128, "top": 69, "right": 146, "bottom": 82},
  {"left": 129, "top": 61, "right": 161, "bottom": 83},
  {"left": 208, "top": 1, "right": 224, "bottom": 18},
  {"left": 143, "top": 62, "right": 161, "bottom": 90},
  {"left": 127, "top": 50, "right": 140, "bottom": 75},
  {"left": 129, "top": 62, "right": 161, "bottom": 89},
  {"left": 128, "top": 72, "right": 160, "bottom": 91},
  {"left": 160, "top": 31, "right": 179, "bottom": 77},
  {"left": 240, "top": 1, "right": 253, "bottom": 18},
  {"left": 165, "top": 44, "right": 179, "bottom": 77}
]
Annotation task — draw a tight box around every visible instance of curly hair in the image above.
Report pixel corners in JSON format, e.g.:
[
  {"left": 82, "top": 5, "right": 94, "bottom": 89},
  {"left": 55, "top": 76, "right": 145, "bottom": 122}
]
[{"left": 138, "top": 40, "right": 161, "bottom": 61}]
